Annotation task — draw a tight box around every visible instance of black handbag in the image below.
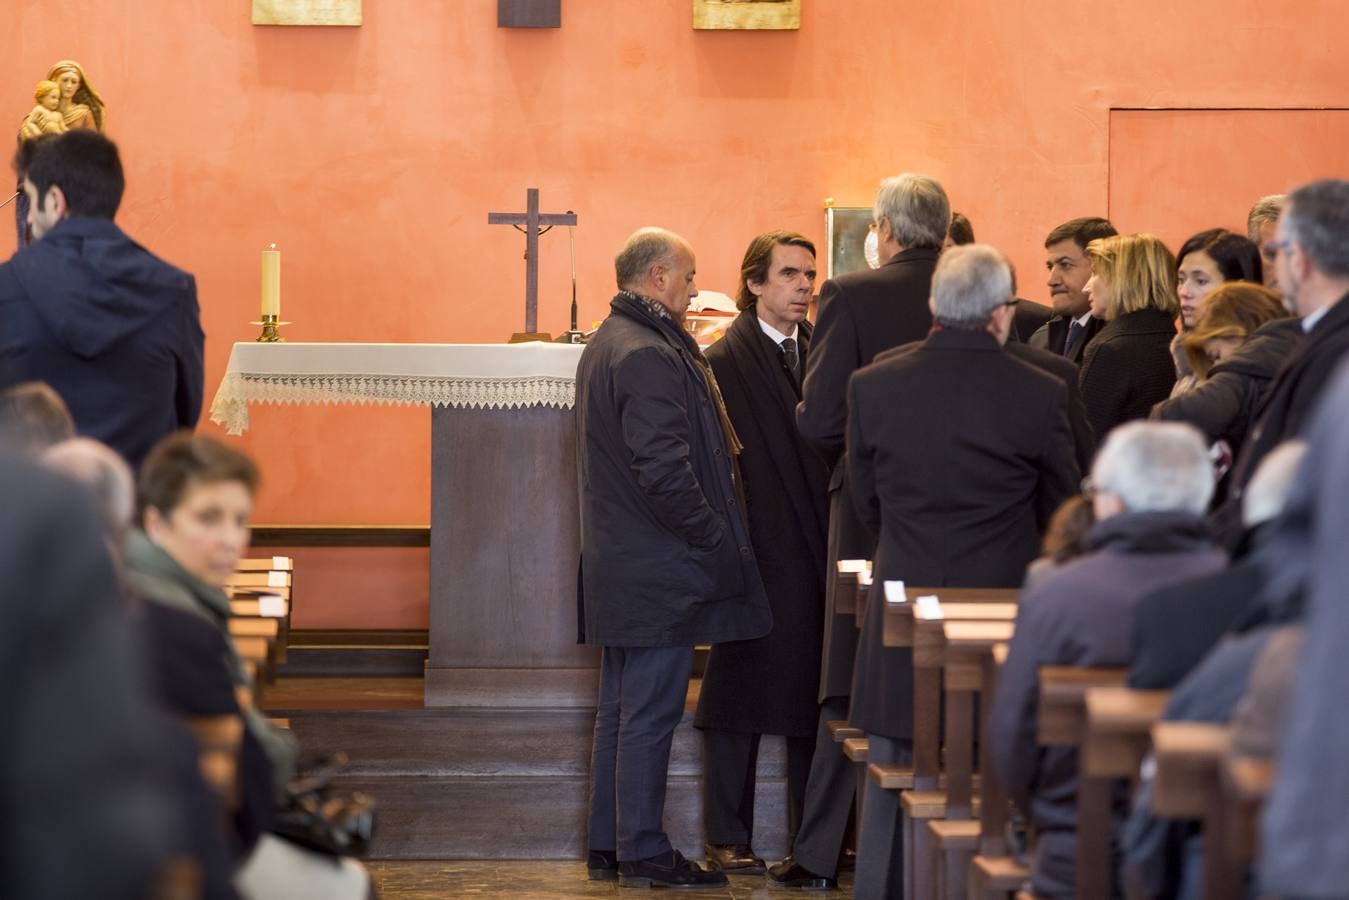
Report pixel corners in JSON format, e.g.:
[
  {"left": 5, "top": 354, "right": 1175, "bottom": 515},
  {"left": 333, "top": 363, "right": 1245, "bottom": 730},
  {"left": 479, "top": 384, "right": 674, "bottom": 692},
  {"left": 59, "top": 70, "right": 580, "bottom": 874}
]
[{"left": 272, "top": 752, "right": 377, "bottom": 858}]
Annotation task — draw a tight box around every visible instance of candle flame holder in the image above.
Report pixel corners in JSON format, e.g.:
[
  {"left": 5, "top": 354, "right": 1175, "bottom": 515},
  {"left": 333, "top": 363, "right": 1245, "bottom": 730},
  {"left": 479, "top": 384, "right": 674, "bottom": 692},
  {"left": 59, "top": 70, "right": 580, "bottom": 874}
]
[{"left": 252, "top": 314, "right": 289, "bottom": 343}]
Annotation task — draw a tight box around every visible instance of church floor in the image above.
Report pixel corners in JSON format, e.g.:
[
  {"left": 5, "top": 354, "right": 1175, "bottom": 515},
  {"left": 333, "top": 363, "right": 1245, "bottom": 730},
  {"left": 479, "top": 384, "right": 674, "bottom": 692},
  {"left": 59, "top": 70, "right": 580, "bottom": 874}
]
[{"left": 366, "top": 860, "right": 853, "bottom": 898}]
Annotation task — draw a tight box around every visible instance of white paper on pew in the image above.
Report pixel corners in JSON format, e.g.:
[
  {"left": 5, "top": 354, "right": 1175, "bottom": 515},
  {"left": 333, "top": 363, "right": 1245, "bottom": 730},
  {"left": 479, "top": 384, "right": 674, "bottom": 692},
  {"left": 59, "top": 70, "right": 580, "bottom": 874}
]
[
  {"left": 258, "top": 595, "right": 287, "bottom": 618},
  {"left": 267, "top": 570, "right": 288, "bottom": 587},
  {"left": 916, "top": 595, "right": 942, "bottom": 619},
  {"left": 884, "top": 580, "right": 907, "bottom": 604},
  {"left": 859, "top": 570, "right": 873, "bottom": 587},
  {"left": 272, "top": 556, "right": 290, "bottom": 570},
  {"left": 838, "top": 559, "right": 869, "bottom": 573}
]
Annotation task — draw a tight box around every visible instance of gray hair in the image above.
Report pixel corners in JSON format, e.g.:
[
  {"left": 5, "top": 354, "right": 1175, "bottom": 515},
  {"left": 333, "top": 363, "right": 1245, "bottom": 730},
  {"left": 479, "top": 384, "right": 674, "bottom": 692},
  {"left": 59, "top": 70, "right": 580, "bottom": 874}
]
[
  {"left": 615, "top": 227, "right": 685, "bottom": 291},
  {"left": 931, "top": 244, "right": 1012, "bottom": 326},
  {"left": 1282, "top": 180, "right": 1349, "bottom": 278},
  {"left": 874, "top": 173, "right": 950, "bottom": 251},
  {"left": 42, "top": 438, "right": 136, "bottom": 539},
  {"left": 1247, "top": 194, "right": 1284, "bottom": 244},
  {"left": 1243, "top": 440, "right": 1306, "bottom": 528},
  {"left": 1091, "top": 422, "right": 1214, "bottom": 514}
]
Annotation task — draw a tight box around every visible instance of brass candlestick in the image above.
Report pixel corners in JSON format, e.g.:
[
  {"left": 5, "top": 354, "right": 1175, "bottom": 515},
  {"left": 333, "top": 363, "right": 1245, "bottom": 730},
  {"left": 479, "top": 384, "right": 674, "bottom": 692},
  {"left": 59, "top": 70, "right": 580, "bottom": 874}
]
[{"left": 252, "top": 314, "right": 289, "bottom": 342}]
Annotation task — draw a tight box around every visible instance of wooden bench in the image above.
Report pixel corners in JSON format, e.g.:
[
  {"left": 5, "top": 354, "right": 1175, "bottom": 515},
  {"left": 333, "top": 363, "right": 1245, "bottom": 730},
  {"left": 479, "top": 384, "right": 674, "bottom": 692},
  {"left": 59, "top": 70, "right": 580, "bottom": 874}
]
[
  {"left": 902, "top": 598, "right": 1016, "bottom": 899},
  {"left": 1216, "top": 754, "right": 1273, "bottom": 900},
  {"left": 967, "top": 643, "right": 1033, "bottom": 899},
  {"left": 1076, "top": 687, "right": 1170, "bottom": 899},
  {"left": 1151, "top": 721, "right": 1235, "bottom": 899},
  {"left": 234, "top": 556, "right": 294, "bottom": 573}
]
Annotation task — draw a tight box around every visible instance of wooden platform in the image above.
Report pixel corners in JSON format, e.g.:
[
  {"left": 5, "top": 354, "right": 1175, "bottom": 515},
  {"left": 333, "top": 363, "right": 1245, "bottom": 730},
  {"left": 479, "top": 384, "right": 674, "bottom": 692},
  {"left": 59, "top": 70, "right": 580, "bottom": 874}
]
[{"left": 261, "top": 672, "right": 788, "bottom": 860}]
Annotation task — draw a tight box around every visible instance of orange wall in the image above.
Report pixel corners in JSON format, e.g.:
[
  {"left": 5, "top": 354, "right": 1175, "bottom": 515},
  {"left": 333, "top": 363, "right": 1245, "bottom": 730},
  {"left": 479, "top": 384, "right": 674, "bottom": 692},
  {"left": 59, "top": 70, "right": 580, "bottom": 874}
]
[{"left": 8, "top": 1, "right": 1349, "bottom": 527}]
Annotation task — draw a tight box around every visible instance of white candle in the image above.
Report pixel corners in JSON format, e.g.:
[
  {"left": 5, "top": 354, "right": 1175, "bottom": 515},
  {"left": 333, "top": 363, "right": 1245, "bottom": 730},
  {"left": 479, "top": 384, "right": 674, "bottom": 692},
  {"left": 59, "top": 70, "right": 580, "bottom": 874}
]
[{"left": 261, "top": 244, "right": 281, "bottom": 318}]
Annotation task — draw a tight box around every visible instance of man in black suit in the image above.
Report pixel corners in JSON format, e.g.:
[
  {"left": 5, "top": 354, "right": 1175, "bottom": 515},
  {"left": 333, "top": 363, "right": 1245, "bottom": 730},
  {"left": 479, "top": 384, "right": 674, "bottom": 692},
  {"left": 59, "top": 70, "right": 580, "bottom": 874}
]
[
  {"left": 1027, "top": 217, "right": 1117, "bottom": 363},
  {"left": 697, "top": 231, "right": 831, "bottom": 876},
  {"left": 847, "top": 244, "right": 1080, "bottom": 898},
  {"left": 1227, "top": 179, "right": 1349, "bottom": 500},
  {"left": 945, "top": 210, "right": 1053, "bottom": 342},
  {"left": 773, "top": 173, "right": 950, "bottom": 891}
]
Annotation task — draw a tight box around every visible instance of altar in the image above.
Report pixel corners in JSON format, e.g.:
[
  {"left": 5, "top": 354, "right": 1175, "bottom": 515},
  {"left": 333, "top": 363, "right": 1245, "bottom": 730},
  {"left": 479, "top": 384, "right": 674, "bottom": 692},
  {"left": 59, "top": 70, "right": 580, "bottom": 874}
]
[{"left": 210, "top": 342, "right": 599, "bottom": 708}]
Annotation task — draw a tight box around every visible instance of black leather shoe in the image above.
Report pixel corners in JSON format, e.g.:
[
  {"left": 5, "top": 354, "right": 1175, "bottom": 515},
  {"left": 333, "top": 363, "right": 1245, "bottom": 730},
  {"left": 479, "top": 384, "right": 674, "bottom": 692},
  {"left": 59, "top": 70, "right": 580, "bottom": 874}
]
[
  {"left": 618, "top": 849, "right": 729, "bottom": 889},
  {"left": 587, "top": 849, "right": 618, "bottom": 880},
  {"left": 767, "top": 857, "right": 838, "bottom": 891},
  {"left": 705, "top": 842, "right": 767, "bottom": 875}
]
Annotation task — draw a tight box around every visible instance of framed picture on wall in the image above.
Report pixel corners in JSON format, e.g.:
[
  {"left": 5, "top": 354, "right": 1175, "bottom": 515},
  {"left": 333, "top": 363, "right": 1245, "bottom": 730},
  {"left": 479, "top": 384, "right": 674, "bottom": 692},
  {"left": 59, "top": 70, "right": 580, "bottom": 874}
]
[
  {"left": 693, "top": 0, "right": 801, "bottom": 30},
  {"left": 252, "top": 0, "right": 362, "bottom": 26},
  {"left": 825, "top": 206, "right": 876, "bottom": 281}
]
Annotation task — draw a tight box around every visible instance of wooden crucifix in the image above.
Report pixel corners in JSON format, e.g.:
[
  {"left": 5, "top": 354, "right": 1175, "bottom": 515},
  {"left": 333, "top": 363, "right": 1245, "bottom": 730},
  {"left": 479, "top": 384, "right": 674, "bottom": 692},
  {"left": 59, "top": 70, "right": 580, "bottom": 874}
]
[{"left": 489, "top": 188, "right": 577, "bottom": 335}]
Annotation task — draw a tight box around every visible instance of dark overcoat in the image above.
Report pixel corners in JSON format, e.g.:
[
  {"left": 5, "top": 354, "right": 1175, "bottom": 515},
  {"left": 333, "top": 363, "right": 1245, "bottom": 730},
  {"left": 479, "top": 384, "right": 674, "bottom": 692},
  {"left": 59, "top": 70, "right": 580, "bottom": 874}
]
[
  {"left": 695, "top": 311, "right": 830, "bottom": 736},
  {"left": 1228, "top": 294, "right": 1349, "bottom": 495},
  {"left": 0, "top": 217, "right": 203, "bottom": 472},
  {"left": 575, "top": 292, "right": 772, "bottom": 647},
  {"left": 846, "top": 328, "right": 1081, "bottom": 740},
  {"left": 796, "top": 246, "right": 940, "bottom": 700},
  {"left": 1078, "top": 308, "right": 1177, "bottom": 441},
  {"left": 988, "top": 512, "right": 1225, "bottom": 898},
  {"left": 1010, "top": 299, "right": 1054, "bottom": 344},
  {"left": 1027, "top": 312, "right": 1106, "bottom": 364}
]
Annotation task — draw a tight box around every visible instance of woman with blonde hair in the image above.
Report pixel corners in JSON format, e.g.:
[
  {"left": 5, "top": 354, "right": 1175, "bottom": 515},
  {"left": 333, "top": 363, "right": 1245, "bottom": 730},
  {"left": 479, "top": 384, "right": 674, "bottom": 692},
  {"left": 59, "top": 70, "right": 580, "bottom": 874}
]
[
  {"left": 1152, "top": 282, "right": 1298, "bottom": 456},
  {"left": 1079, "top": 233, "right": 1179, "bottom": 439}
]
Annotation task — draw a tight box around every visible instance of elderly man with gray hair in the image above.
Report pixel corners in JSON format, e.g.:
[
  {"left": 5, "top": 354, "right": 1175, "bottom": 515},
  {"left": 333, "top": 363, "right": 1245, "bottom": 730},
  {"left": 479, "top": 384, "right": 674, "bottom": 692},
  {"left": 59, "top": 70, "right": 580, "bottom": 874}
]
[
  {"left": 989, "top": 421, "right": 1227, "bottom": 899},
  {"left": 839, "top": 244, "right": 1080, "bottom": 898},
  {"left": 772, "top": 173, "right": 953, "bottom": 892}
]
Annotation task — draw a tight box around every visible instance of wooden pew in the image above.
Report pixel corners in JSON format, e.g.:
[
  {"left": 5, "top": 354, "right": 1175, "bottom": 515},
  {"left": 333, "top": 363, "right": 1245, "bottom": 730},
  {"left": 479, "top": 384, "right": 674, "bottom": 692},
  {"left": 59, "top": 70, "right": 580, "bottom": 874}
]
[
  {"left": 1077, "top": 687, "right": 1170, "bottom": 899},
  {"left": 1151, "top": 722, "right": 1235, "bottom": 899},
  {"left": 968, "top": 643, "right": 1034, "bottom": 899},
  {"left": 1216, "top": 754, "right": 1273, "bottom": 900},
  {"left": 234, "top": 556, "right": 294, "bottom": 573},
  {"left": 929, "top": 620, "right": 1016, "bottom": 899},
  {"left": 903, "top": 598, "right": 1016, "bottom": 900}
]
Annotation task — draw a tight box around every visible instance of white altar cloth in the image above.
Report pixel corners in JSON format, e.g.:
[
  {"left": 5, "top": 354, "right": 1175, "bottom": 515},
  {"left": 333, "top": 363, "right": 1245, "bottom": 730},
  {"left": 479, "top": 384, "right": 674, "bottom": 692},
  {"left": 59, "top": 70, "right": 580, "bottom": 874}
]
[{"left": 209, "top": 342, "right": 586, "bottom": 435}]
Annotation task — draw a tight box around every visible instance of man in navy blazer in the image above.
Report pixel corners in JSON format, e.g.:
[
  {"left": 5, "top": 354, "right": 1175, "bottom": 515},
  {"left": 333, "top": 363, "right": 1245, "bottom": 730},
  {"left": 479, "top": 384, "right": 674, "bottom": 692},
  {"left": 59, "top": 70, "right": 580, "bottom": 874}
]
[{"left": 0, "top": 131, "right": 203, "bottom": 471}]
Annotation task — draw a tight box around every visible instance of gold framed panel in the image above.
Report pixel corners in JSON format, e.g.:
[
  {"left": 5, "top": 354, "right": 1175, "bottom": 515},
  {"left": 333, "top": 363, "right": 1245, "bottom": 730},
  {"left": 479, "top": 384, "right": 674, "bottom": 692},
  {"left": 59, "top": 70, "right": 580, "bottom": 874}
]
[{"left": 693, "top": 0, "right": 800, "bottom": 30}]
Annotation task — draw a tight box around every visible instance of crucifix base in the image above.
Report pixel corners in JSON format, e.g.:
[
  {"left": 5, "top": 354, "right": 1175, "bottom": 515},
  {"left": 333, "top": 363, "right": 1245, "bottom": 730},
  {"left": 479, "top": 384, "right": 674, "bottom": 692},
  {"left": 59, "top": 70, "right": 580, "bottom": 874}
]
[{"left": 508, "top": 331, "right": 553, "bottom": 344}]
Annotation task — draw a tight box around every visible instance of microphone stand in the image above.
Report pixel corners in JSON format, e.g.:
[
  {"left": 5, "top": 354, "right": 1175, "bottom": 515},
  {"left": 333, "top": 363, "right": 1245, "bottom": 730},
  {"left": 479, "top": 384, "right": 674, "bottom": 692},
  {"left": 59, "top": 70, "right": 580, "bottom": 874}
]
[{"left": 556, "top": 214, "right": 587, "bottom": 343}]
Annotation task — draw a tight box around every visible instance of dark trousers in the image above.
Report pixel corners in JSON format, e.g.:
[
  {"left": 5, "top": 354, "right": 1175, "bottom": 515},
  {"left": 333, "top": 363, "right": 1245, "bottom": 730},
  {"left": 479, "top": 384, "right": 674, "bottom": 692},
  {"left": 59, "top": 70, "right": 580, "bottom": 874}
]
[
  {"left": 701, "top": 729, "right": 814, "bottom": 847},
  {"left": 853, "top": 733, "right": 912, "bottom": 900},
  {"left": 586, "top": 645, "right": 695, "bottom": 862},
  {"left": 789, "top": 697, "right": 855, "bottom": 877}
]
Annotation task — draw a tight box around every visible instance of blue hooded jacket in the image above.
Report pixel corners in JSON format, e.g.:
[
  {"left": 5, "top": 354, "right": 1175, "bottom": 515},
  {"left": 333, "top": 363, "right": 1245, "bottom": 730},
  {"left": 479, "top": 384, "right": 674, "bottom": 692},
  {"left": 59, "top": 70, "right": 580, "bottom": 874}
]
[{"left": 0, "top": 217, "right": 203, "bottom": 470}]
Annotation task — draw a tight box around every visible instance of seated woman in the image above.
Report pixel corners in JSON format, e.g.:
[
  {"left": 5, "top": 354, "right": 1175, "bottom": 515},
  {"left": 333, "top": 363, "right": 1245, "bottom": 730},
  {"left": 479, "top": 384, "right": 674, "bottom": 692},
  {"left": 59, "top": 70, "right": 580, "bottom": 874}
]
[
  {"left": 1079, "top": 234, "right": 1180, "bottom": 441},
  {"left": 1152, "top": 282, "right": 1297, "bottom": 459},
  {"left": 125, "top": 432, "right": 371, "bottom": 899},
  {"left": 1171, "top": 229, "right": 1264, "bottom": 396}
]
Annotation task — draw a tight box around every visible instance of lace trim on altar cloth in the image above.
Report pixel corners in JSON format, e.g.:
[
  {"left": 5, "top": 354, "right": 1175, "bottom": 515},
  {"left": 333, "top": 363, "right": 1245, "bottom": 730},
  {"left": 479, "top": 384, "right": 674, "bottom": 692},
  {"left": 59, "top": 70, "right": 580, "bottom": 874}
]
[{"left": 208, "top": 372, "right": 576, "bottom": 435}]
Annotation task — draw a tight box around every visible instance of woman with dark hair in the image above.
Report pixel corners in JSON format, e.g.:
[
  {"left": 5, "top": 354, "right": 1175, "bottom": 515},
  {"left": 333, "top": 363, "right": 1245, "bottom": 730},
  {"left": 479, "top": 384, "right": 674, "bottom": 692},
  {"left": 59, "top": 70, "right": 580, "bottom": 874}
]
[
  {"left": 1152, "top": 282, "right": 1300, "bottom": 460},
  {"left": 1171, "top": 228, "right": 1265, "bottom": 395}
]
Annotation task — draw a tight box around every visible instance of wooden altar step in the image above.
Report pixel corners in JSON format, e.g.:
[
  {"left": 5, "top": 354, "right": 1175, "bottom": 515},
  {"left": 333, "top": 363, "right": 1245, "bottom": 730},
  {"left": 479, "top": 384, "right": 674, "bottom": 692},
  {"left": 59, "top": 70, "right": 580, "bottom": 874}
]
[
  {"left": 276, "top": 630, "right": 429, "bottom": 678},
  {"left": 263, "top": 678, "right": 789, "bottom": 860}
]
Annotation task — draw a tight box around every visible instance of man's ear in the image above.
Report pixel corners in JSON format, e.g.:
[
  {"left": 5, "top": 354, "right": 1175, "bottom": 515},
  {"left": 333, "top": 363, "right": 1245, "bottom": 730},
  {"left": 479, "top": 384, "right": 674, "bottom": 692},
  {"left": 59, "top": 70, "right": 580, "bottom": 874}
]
[
  {"left": 43, "top": 185, "right": 69, "bottom": 220},
  {"left": 747, "top": 278, "right": 766, "bottom": 299},
  {"left": 144, "top": 506, "right": 167, "bottom": 543}
]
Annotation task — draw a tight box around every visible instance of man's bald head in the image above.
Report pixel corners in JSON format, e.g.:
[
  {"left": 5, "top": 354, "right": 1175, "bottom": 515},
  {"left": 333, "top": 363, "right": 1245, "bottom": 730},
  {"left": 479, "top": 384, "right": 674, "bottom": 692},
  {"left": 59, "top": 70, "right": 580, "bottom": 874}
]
[
  {"left": 42, "top": 437, "right": 136, "bottom": 545},
  {"left": 614, "top": 227, "right": 698, "bottom": 320}
]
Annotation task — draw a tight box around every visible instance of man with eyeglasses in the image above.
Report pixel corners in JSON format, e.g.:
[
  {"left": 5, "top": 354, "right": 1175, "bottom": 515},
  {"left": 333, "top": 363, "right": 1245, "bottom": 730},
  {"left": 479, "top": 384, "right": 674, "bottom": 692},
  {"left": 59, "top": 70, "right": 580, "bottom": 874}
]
[
  {"left": 843, "top": 244, "right": 1079, "bottom": 899},
  {"left": 1028, "top": 216, "right": 1118, "bottom": 364},
  {"left": 1226, "top": 179, "right": 1349, "bottom": 502}
]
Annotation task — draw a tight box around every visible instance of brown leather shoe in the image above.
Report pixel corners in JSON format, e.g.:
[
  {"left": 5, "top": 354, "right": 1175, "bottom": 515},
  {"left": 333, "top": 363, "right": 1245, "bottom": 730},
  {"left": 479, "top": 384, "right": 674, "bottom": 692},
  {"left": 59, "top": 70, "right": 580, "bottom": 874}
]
[{"left": 704, "top": 842, "right": 767, "bottom": 875}]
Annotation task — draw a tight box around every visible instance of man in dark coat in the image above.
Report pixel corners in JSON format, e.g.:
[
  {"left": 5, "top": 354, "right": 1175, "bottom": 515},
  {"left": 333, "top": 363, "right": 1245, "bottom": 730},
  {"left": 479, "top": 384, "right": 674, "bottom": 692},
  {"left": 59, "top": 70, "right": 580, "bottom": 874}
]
[
  {"left": 1226, "top": 179, "right": 1349, "bottom": 502},
  {"left": 1027, "top": 217, "right": 1117, "bottom": 363},
  {"left": 576, "top": 227, "right": 771, "bottom": 890},
  {"left": 0, "top": 131, "right": 203, "bottom": 472},
  {"left": 695, "top": 231, "right": 831, "bottom": 875},
  {"left": 1258, "top": 360, "right": 1349, "bottom": 897},
  {"left": 989, "top": 422, "right": 1227, "bottom": 899},
  {"left": 773, "top": 173, "right": 949, "bottom": 891},
  {"left": 847, "top": 244, "right": 1080, "bottom": 899}
]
